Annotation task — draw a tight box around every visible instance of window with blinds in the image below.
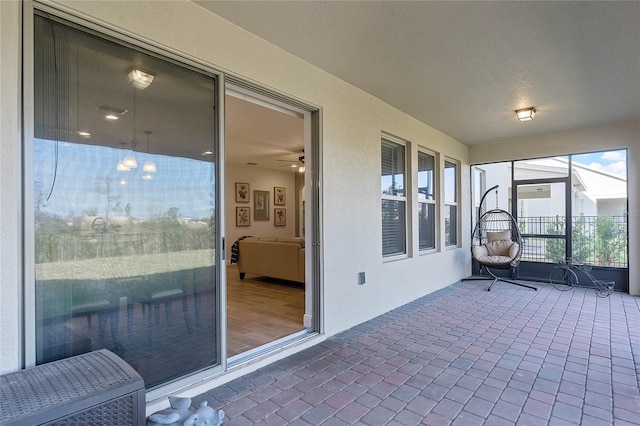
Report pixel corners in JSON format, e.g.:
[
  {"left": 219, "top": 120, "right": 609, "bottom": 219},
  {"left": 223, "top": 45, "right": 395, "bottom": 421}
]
[
  {"left": 381, "top": 138, "right": 407, "bottom": 257},
  {"left": 418, "top": 150, "right": 436, "bottom": 250},
  {"left": 444, "top": 160, "right": 458, "bottom": 246}
]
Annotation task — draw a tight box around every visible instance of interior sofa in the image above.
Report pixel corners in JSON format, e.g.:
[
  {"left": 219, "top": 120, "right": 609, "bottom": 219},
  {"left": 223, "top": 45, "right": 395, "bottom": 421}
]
[{"left": 237, "top": 237, "right": 305, "bottom": 283}]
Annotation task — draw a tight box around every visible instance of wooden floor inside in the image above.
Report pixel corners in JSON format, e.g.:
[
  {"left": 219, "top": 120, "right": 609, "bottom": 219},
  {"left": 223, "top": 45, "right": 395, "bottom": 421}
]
[{"left": 226, "top": 264, "right": 306, "bottom": 357}]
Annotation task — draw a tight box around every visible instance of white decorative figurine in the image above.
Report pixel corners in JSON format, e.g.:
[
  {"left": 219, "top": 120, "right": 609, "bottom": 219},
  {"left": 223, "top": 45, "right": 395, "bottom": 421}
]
[{"left": 147, "top": 396, "right": 224, "bottom": 426}]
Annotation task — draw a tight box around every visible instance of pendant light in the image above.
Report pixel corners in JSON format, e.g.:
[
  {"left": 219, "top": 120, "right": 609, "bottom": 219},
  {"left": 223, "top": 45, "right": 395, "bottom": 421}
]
[
  {"left": 117, "top": 143, "right": 131, "bottom": 171},
  {"left": 122, "top": 152, "right": 137, "bottom": 169},
  {"left": 121, "top": 88, "right": 139, "bottom": 169},
  {"left": 118, "top": 70, "right": 155, "bottom": 172},
  {"left": 143, "top": 130, "right": 157, "bottom": 173}
]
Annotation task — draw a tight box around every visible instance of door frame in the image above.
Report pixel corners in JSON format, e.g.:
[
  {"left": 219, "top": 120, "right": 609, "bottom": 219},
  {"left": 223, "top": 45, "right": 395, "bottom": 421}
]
[
  {"left": 513, "top": 176, "right": 570, "bottom": 282},
  {"left": 223, "top": 80, "right": 322, "bottom": 366},
  {"left": 22, "top": 0, "right": 323, "bottom": 399}
]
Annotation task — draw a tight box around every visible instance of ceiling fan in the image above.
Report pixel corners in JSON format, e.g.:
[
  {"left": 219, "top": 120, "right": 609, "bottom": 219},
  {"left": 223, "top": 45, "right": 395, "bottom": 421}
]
[{"left": 277, "top": 152, "right": 305, "bottom": 172}]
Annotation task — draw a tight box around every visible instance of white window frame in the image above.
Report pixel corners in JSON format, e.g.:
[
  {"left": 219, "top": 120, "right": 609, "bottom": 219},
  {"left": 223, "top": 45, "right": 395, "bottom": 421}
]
[
  {"left": 417, "top": 148, "right": 437, "bottom": 253},
  {"left": 381, "top": 134, "right": 409, "bottom": 259},
  {"left": 444, "top": 158, "right": 460, "bottom": 248}
]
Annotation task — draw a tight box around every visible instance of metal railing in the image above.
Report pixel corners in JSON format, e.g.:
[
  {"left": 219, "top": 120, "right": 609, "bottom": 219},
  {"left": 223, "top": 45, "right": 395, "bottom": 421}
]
[{"left": 517, "top": 215, "right": 628, "bottom": 268}]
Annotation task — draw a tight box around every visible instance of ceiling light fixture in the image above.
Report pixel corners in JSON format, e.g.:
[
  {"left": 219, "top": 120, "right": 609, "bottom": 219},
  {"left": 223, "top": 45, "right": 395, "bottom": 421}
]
[
  {"left": 99, "top": 104, "right": 127, "bottom": 121},
  {"left": 515, "top": 107, "right": 536, "bottom": 122},
  {"left": 128, "top": 69, "right": 155, "bottom": 90}
]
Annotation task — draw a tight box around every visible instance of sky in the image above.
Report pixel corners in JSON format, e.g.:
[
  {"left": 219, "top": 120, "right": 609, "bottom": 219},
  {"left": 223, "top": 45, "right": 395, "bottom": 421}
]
[
  {"left": 571, "top": 150, "right": 627, "bottom": 178},
  {"left": 35, "top": 139, "right": 215, "bottom": 221},
  {"left": 37, "top": 139, "right": 626, "bottom": 222}
]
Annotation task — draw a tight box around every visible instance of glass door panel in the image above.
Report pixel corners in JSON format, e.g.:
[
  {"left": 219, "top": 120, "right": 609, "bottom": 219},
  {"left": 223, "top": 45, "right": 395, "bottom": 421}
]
[
  {"left": 515, "top": 182, "right": 566, "bottom": 281},
  {"left": 33, "top": 14, "right": 219, "bottom": 388},
  {"left": 516, "top": 182, "right": 567, "bottom": 263}
]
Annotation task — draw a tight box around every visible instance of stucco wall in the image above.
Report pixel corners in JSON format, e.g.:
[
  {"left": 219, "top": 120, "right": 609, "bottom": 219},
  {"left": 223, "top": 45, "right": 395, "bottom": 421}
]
[
  {"left": 0, "top": 0, "right": 22, "bottom": 374},
  {"left": 469, "top": 121, "right": 640, "bottom": 295},
  {"left": 1, "top": 0, "right": 471, "bottom": 378}
]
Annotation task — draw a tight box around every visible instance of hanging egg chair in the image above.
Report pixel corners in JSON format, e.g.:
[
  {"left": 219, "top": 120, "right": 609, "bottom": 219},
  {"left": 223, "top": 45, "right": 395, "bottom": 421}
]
[{"left": 466, "top": 186, "right": 537, "bottom": 291}]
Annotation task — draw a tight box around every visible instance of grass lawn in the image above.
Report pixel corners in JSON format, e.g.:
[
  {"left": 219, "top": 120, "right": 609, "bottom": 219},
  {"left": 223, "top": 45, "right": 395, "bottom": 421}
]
[{"left": 36, "top": 249, "right": 215, "bottom": 280}]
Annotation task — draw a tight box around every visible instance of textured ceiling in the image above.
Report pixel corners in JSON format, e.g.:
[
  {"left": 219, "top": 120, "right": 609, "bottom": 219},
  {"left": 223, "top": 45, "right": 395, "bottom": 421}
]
[{"left": 197, "top": 1, "right": 640, "bottom": 145}]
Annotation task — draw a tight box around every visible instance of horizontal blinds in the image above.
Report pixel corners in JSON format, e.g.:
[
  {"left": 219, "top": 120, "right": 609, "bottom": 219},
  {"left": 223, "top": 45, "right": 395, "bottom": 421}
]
[
  {"left": 418, "top": 203, "right": 436, "bottom": 250},
  {"left": 381, "top": 138, "right": 406, "bottom": 256},
  {"left": 381, "top": 139, "right": 405, "bottom": 197},
  {"left": 382, "top": 199, "right": 406, "bottom": 256}
]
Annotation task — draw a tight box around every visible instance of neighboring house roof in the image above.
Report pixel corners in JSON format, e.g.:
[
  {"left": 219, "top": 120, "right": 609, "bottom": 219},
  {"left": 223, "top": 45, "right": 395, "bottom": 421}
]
[
  {"left": 515, "top": 157, "right": 627, "bottom": 201},
  {"left": 572, "top": 163, "right": 626, "bottom": 201}
]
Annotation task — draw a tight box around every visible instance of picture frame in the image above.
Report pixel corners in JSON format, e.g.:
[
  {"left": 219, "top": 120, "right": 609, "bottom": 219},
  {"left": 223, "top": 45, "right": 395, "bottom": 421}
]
[
  {"left": 235, "top": 182, "right": 250, "bottom": 203},
  {"left": 274, "top": 187, "right": 286, "bottom": 205},
  {"left": 236, "top": 207, "right": 250, "bottom": 227},
  {"left": 253, "top": 190, "right": 269, "bottom": 220},
  {"left": 274, "top": 208, "right": 286, "bottom": 226}
]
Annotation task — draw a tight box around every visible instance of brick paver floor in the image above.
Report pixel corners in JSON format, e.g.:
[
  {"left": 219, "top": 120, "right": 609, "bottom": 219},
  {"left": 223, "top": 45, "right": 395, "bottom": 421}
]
[{"left": 192, "top": 281, "right": 640, "bottom": 425}]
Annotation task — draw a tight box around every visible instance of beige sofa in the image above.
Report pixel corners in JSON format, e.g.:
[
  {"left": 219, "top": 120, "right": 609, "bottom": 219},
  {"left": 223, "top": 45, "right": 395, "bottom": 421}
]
[{"left": 237, "top": 237, "right": 305, "bottom": 283}]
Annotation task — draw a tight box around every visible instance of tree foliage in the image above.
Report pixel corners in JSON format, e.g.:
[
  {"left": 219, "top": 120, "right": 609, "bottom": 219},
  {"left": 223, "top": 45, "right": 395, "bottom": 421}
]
[
  {"left": 571, "top": 216, "right": 591, "bottom": 263},
  {"left": 594, "top": 216, "right": 625, "bottom": 266},
  {"left": 545, "top": 216, "right": 566, "bottom": 263}
]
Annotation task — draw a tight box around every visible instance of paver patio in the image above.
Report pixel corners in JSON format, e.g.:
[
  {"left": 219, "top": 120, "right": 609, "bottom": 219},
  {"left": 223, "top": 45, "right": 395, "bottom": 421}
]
[{"left": 191, "top": 280, "right": 640, "bottom": 425}]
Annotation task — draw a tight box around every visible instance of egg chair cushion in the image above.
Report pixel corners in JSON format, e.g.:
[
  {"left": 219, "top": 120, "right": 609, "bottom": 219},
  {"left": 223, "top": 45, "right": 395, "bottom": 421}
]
[
  {"left": 487, "top": 231, "right": 510, "bottom": 242},
  {"left": 472, "top": 229, "right": 520, "bottom": 267}
]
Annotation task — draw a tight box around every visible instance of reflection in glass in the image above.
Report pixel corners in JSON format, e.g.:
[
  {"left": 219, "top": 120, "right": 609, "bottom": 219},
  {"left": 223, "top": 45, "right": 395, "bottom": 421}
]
[
  {"left": 33, "top": 15, "right": 217, "bottom": 388},
  {"left": 382, "top": 200, "right": 406, "bottom": 256},
  {"left": 444, "top": 161, "right": 457, "bottom": 246},
  {"left": 418, "top": 151, "right": 436, "bottom": 251},
  {"left": 444, "top": 161, "right": 457, "bottom": 204},
  {"left": 381, "top": 139, "right": 405, "bottom": 196},
  {"left": 444, "top": 205, "right": 457, "bottom": 247},
  {"left": 418, "top": 203, "right": 435, "bottom": 250},
  {"left": 418, "top": 151, "right": 435, "bottom": 201}
]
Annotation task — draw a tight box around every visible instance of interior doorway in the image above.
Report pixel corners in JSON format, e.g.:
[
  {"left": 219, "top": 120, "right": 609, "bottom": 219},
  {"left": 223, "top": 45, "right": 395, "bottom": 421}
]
[{"left": 224, "top": 86, "right": 315, "bottom": 360}]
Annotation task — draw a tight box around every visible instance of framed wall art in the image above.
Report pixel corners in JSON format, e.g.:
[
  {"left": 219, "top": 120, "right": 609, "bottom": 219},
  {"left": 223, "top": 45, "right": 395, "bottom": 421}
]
[
  {"left": 235, "top": 182, "right": 249, "bottom": 203},
  {"left": 274, "top": 208, "right": 286, "bottom": 226},
  {"left": 274, "top": 187, "right": 286, "bottom": 205},
  {"left": 253, "top": 190, "right": 269, "bottom": 220},
  {"left": 236, "top": 207, "right": 250, "bottom": 227}
]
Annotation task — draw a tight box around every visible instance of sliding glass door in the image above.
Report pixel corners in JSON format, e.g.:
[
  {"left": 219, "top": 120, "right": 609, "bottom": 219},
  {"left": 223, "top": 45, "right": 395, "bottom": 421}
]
[{"left": 31, "top": 13, "right": 220, "bottom": 388}]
